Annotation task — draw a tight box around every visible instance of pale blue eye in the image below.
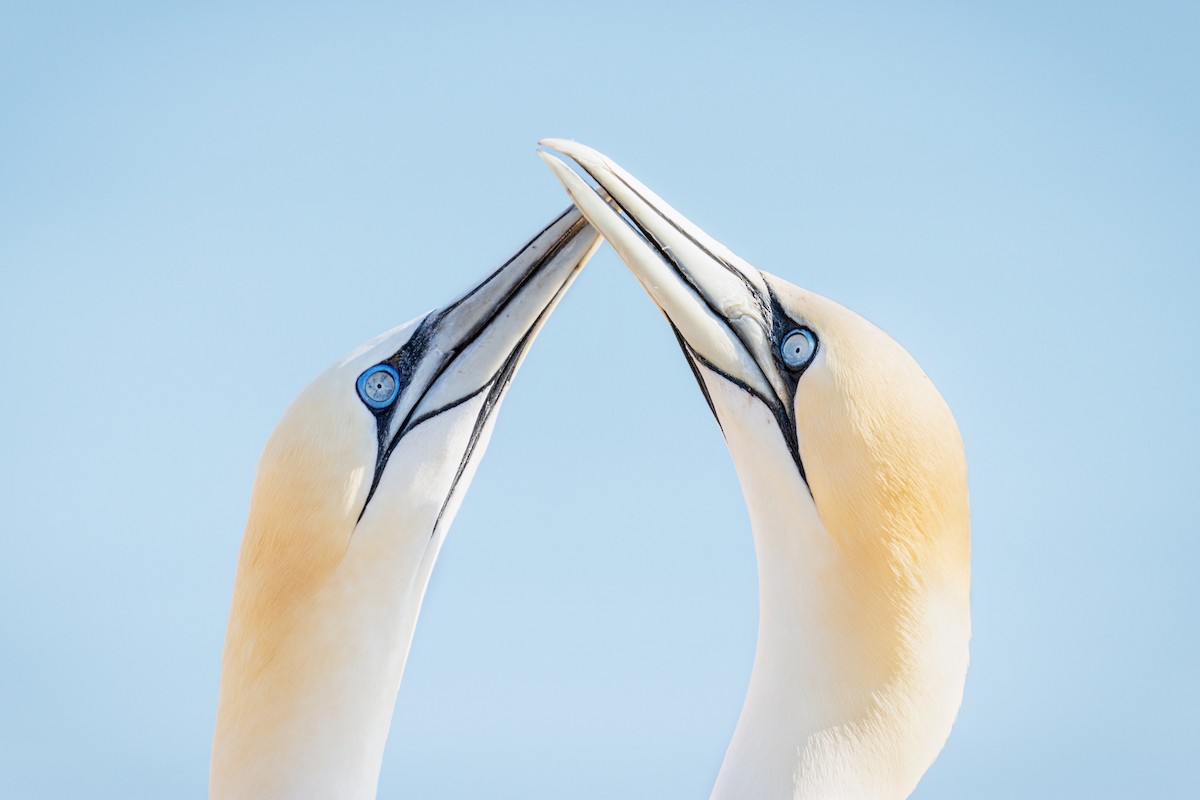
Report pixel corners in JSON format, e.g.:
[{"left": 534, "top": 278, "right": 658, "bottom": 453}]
[
  {"left": 357, "top": 365, "right": 400, "bottom": 409},
  {"left": 780, "top": 328, "right": 817, "bottom": 369}
]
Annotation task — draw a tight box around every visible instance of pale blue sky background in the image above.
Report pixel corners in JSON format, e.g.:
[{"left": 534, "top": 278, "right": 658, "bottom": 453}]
[{"left": 2, "top": 2, "right": 1197, "bottom": 798}]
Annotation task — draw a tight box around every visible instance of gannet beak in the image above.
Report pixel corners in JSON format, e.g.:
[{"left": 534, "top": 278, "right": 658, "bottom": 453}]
[
  {"left": 402, "top": 206, "right": 602, "bottom": 421},
  {"left": 355, "top": 206, "right": 601, "bottom": 517},
  {"left": 538, "top": 140, "right": 787, "bottom": 407}
]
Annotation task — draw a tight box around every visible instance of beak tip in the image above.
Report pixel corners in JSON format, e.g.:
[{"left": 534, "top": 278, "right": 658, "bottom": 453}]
[
  {"left": 536, "top": 150, "right": 575, "bottom": 184},
  {"left": 539, "top": 138, "right": 608, "bottom": 172}
]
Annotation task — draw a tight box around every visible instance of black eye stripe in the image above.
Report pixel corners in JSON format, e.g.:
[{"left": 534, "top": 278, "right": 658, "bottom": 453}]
[{"left": 763, "top": 284, "right": 817, "bottom": 379}]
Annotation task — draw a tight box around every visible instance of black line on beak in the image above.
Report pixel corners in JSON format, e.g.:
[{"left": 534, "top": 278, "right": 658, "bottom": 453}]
[
  {"left": 356, "top": 213, "right": 589, "bottom": 523},
  {"left": 437, "top": 206, "right": 577, "bottom": 320},
  {"left": 427, "top": 255, "right": 578, "bottom": 540},
  {"left": 669, "top": 321, "right": 721, "bottom": 432},
  {"left": 566, "top": 158, "right": 811, "bottom": 489},
  {"left": 572, "top": 159, "right": 770, "bottom": 318}
]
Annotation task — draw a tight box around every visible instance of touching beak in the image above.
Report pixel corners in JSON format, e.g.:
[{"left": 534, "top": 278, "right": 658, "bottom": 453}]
[{"left": 537, "top": 140, "right": 789, "bottom": 409}]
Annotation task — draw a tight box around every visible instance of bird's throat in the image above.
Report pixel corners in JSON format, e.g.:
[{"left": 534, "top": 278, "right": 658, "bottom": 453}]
[
  {"left": 211, "top": 400, "right": 493, "bottom": 799},
  {"left": 704, "top": 382, "right": 969, "bottom": 800}
]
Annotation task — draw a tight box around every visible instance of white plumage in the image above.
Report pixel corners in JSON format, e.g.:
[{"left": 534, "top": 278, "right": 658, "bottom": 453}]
[
  {"left": 209, "top": 209, "right": 600, "bottom": 799},
  {"left": 543, "top": 140, "right": 971, "bottom": 800}
]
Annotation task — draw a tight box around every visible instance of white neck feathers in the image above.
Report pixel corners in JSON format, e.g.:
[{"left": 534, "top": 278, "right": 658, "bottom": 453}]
[
  {"left": 704, "top": 375, "right": 970, "bottom": 800},
  {"left": 211, "top": 393, "right": 494, "bottom": 799}
]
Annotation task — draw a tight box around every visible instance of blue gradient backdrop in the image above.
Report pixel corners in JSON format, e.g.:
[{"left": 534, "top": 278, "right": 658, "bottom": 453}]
[{"left": 1, "top": 2, "right": 1196, "bottom": 798}]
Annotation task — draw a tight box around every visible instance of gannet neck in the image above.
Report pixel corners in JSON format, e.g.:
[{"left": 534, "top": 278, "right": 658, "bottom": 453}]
[
  {"left": 705, "top": 369, "right": 970, "bottom": 800},
  {"left": 209, "top": 206, "right": 599, "bottom": 799},
  {"left": 211, "top": 397, "right": 492, "bottom": 799},
  {"left": 539, "top": 139, "right": 970, "bottom": 800}
]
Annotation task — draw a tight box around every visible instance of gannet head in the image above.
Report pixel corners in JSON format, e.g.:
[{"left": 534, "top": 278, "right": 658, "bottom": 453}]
[
  {"left": 247, "top": 207, "right": 599, "bottom": 575},
  {"left": 212, "top": 208, "right": 600, "bottom": 799},
  {"left": 541, "top": 141, "right": 970, "bottom": 799}
]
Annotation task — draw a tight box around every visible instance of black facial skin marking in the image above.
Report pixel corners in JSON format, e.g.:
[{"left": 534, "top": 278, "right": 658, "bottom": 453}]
[
  {"left": 676, "top": 332, "right": 812, "bottom": 490},
  {"left": 669, "top": 320, "right": 721, "bottom": 431},
  {"left": 764, "top": 280, "right": 818, "bottom": 388},
  {"left": 569, "top": 162, "right": 815, "bottom": 487},
  {"left": 355, "top": 209, "right": 587, "bottom": 524}
]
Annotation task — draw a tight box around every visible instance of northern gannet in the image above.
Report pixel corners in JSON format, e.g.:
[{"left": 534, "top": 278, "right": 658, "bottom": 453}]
[
  {"left": 210, "top": 208, "right": 600, "bottom": 799},
  {"left": 541, "top": 141, "right": 970, "bottom": 800}
]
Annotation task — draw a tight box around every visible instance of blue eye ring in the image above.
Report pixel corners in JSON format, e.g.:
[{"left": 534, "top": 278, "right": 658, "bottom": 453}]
[
  {"left": 357, "top": 364, "right": 401, "bottom": 409},
  {"left": 780, "top": 328, "right": 817, "bottom": 370}
]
